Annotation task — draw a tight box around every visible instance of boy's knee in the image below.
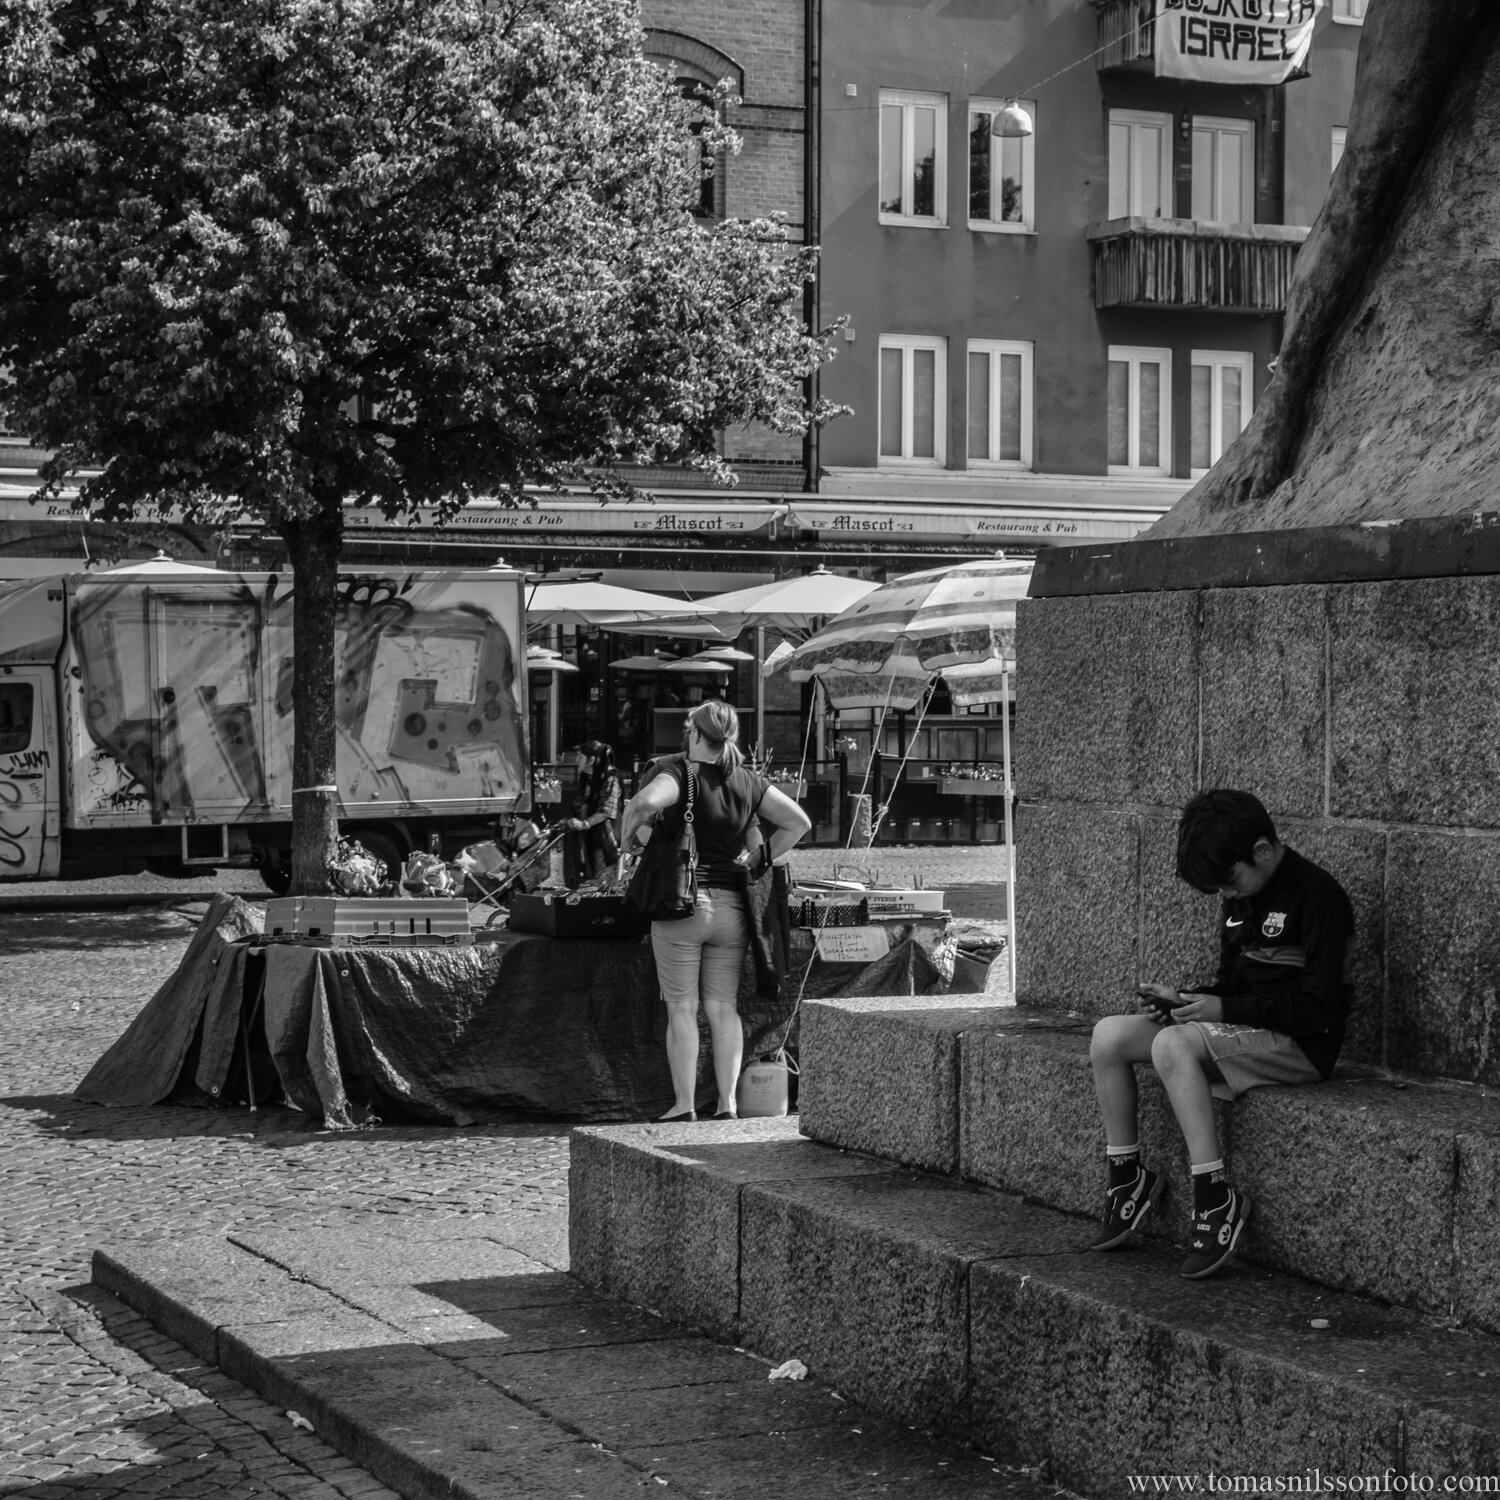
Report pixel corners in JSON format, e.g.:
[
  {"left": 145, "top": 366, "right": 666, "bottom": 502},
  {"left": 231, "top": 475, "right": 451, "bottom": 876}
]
[
  {"left": 1150, "top": 1024, "right": 1201, "bottom": 1073},
  {"left": 1090, "top": 1013, "right": 1135, "bottom": 1060}
]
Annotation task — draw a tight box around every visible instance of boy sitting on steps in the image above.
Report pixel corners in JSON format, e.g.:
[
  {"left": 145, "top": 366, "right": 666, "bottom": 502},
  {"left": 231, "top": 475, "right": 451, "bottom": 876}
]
[{"left": 1088, "top": 789, "right": 1355, "bottom": 1279}]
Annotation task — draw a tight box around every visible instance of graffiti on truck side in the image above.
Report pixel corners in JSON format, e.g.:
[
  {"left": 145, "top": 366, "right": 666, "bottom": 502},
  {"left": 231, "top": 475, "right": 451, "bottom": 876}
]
[
  {"left": 84, "top": 751, "right": 151, "bottom": 815},
  {"left": 67, "top": 576, "right": 527, "bottom": 821},
  {"left": 0, "top": 778, "right": 32, "bottom": 867}
]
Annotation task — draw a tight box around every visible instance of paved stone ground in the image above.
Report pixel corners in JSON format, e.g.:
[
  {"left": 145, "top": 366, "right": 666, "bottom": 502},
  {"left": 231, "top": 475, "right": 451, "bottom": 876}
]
[
  {"left": 0, "top": 904, "right": 572, "bottom": 1498},
  {"left": 0, "top": 863, "right": 1010, "bottom": 1496}
]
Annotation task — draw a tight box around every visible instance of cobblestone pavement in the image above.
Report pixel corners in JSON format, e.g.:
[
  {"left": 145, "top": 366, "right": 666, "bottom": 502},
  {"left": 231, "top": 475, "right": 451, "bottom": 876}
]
[{"left": 0, "top": 905, "right": 573, "bottom": 1498}]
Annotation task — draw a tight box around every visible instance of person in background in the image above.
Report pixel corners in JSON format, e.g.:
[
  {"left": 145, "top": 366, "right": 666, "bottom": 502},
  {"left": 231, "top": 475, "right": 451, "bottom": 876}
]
[
  {"left": 563, "top": 740, "right": 623, "bottom": 888},
  {"left": 620, "top": 701, "right": 811, "bottom": 1122}
]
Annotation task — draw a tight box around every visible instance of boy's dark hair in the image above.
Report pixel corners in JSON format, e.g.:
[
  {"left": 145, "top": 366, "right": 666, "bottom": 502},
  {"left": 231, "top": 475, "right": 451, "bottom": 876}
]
[{"left": 1175, "top": 789, "right": 1279, "bottom": 894}]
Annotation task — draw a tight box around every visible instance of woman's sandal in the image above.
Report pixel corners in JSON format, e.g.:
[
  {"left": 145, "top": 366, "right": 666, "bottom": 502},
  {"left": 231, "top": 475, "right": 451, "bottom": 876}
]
[{"left": 658, "top": 1107, "right": 696, "bottom": 1123}]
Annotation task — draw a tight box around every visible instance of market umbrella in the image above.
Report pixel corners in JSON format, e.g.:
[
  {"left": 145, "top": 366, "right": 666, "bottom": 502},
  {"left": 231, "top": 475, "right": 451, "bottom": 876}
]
[
  {"left": 658, "top": 657, "right": 733, "bottom": 674},
  {"left": 526, "top": 645, "right": 578, "bottom": 673},
  {"left": 696, "top": 566, "right": 879, "bottom": 637},
  {"left": 597, "top": 617, "right": 738, "bottom": 640},
  {"left": 789, "top": 557, "right": 1033, "bottom": 994},
  {"left": 609, "top": 653, "right": 675, "bottom": 671},
  {"left": 695, "top": 568, "right": 880, "bottom": 754},
  {"left": 103, "top": 551, "right": 220, "bottom": 575},
  {"left": 525, "top": 579, "right": 705, "bottom": 625},
  {"left": 787, "top": 557, "right": 1030, "bottom": 682},
  {"left": 685, "top": 646, "right": 756, "bottom": 663}
]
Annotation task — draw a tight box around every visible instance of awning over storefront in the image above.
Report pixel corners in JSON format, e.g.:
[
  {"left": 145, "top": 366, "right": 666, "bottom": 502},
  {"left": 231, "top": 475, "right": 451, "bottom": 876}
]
[
  {"left": 343, "top": 499, "right": 787, "bottom": 537},
  {"left": 783, "top": 502, "right": 1164, "bottom": 544},
  {"left": 1, "top": 477, "right": 1170, "bottom": 551},
  {"left": 0, "top": 490, "right": 788, "bottom": 536}
]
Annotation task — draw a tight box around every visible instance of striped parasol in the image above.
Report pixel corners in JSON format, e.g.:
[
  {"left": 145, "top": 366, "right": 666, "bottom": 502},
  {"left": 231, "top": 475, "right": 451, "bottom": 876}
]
[
  {"left": 787, "top": 557, "right": 1030, "bottom": 694},
  {"left": 788, "top": 557, "right": 1032, "bottom": 995}
]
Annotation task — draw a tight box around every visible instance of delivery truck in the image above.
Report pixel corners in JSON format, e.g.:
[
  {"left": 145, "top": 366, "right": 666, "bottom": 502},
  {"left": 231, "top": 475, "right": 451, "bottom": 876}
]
[{"left": 0, "top": 564, "right": 530, "bottom": 890}]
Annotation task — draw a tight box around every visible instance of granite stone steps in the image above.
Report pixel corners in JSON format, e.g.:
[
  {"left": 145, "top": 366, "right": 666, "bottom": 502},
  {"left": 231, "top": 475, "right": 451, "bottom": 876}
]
[
  {"left": 795, "top": 995, "right": 1500, "bottom": 1333},
  {"left": 567, "top": 1115, "right": 1500, "bottom": 1498}
]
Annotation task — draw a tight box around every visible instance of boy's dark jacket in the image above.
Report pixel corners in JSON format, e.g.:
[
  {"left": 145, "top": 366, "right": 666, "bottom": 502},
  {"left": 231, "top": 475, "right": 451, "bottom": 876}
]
[{"left": 1192, "top": 845, "right": 1355, "bottom": 1077}]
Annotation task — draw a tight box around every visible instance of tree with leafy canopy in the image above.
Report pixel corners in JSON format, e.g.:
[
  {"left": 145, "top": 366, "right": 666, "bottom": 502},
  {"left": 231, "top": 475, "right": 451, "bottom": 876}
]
[{"left": 0, "top": 0, "right": 837, "bottom": 892}]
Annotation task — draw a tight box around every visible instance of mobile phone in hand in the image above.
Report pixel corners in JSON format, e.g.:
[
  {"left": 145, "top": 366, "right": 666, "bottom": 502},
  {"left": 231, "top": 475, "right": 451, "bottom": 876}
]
[{"left": 1138, "top": 985, "right": 1182, "bottom": 1022}]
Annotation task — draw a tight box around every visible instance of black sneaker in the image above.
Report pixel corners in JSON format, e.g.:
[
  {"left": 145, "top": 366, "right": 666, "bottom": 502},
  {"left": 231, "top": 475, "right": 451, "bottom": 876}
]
[
  {"left": 1088, "top": 1165, "right": 1165, "bottom": 1251},
  {"left": 1179, "top": 1187, "right": 1252, "bottom": 1279}
]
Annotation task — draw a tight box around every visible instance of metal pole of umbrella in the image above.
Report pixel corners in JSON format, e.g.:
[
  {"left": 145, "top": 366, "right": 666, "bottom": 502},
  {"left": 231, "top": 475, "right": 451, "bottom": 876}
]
[
  {"left": 754, "top": 625, "right": 766, "bottom": 755},
  {"left": 1001, "top": 664, "right": 1017, "bottom": 998},
  {"left": 548, "top": 627, "right": 562, "bottom": 764}
]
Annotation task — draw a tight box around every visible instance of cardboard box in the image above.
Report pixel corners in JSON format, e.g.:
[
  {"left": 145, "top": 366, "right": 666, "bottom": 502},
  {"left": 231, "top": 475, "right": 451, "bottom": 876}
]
[
  {"left": 263, "top": 896, "right": 473, "bottom": 946},
  {"left": 507, "top": 893, "right": 649, "bottom": 939},
  {"left": 862, "top": 889, "right": 947, "bottom": 915}
]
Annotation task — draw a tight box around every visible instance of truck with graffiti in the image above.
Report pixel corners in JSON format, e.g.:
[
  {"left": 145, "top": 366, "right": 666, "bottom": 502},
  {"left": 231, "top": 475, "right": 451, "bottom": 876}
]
[{"left": 0, "top": 565, "right": 529, "bottom": 890}]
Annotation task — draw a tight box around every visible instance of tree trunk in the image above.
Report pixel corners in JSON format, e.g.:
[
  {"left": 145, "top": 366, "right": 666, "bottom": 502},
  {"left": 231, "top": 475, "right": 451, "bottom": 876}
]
[
  {"left": 281, "top": 505, "right": 344, "bottom": 896},
  {"left": 1150, "top": 0, "right": 1500, "bottom": 538}
]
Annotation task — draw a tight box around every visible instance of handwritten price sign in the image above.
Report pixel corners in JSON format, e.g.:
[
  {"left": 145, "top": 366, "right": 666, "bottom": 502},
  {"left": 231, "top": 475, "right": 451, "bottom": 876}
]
[{"left": 813, "top": 926, "right": 890, "bottom": 964}]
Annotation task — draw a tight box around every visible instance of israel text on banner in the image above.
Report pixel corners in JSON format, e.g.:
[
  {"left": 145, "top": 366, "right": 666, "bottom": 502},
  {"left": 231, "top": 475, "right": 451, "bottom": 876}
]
[{"left": 1154, "top": 0, "right": 1320, "bottom": 85}]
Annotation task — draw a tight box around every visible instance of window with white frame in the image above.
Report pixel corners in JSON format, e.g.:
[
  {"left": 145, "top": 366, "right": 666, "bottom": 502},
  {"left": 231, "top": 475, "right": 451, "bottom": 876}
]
[
  {"left": 1107, "top": 346, "right": 1171, "bottom": 475},
  {"left": 968, "top": 100, "right": 1034, "bottom": 232},
  {"left": 879, "top": 335, "right": 946, "bottom": 464},
  {"left": 1191, "top": 116, "right": 1254, "bottom": 224},
  {"left": 879, "top": 91, "right": 947, "bottom": 225},
  {"left": 1189, "top": 350, "right": 1253, "bottom": 476},
  {"left": 1331, "top": 127, "right": 1347, "bottom": 175},
  {"left": 1331, "top": 0, "right": 1366, "bottom": 21},
  {"left": 967, "top": 340, "right": 1033, "bottom": 468},
  {"left": 1108, "top": 109, "right": 1173, "bottom": 219}
]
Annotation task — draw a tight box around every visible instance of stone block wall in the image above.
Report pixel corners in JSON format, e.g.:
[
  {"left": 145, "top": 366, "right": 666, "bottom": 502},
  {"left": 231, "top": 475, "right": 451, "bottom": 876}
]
[{"left": 1014, "top": 569, "right": 1500, "bottom": 1086}]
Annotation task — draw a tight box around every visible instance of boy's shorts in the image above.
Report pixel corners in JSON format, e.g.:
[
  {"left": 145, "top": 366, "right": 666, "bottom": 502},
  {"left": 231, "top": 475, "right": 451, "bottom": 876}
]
[{"left": 1182, "top": 1021, "right": 1322, "bottom": 1100}]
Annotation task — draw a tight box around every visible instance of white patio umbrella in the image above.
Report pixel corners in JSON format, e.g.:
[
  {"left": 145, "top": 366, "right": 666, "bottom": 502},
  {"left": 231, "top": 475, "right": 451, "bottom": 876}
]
[
  {"left": 104, "top": 550, "right": 220, "bottom": 575},
  {"left": 695, "top": 568, "right": 880, "bottom": 754},
  {"left": 686, "top": 646, "right": 756, "bottom": 663},
  {"left": 658, "top": 657, "right": 733, "bottom": 674},
  {"left": 609, "top": 653, "right": 675, "bottom": 671},
  {"left": 526, "top": 645, "right": 578, "bottom": 673},
  {"left": 696, "top": 566, "right": 878, "bottom": 637},
  {"left": 789, "top": 557, "right": 1034, "bottom": 995},
  {"left": 525, "top": 579, "right": 705, "bottom": 626},
  {"left": 597, "top": 616, "right": 737, "bottom": 640}
]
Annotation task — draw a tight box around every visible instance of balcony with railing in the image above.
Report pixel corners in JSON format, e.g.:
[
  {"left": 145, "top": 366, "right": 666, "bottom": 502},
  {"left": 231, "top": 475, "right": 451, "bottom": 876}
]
[
  {"left": 1092, "top": 0, "right": 1311, "bottom": 78},
  {"left": 1088, "top": 217, "right": 1309, "bottom": 314},
  {"left": 1094, "top": 0, "right": 1156, "bottom": 69}
]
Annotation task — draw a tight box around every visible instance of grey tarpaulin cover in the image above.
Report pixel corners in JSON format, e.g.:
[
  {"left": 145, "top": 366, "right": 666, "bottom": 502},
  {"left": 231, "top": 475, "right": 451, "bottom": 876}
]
[{"left": 74, "top": 891, "right": 949, "bottom": 1128}]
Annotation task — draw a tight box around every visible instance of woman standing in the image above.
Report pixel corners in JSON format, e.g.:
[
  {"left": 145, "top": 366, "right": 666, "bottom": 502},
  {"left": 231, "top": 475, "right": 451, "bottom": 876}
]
[
  {"left": 621, "top": 701, "right": 811, "bottom": 1121},
  {"left": 563, "top": 740, "right": 623, "bottom": 889}
]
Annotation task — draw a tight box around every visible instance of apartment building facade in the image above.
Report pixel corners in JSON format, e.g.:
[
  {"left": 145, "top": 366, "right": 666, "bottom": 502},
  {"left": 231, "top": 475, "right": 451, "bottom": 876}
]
[
  {"left": 0, "top": 0, "right": 1363, "bottom": 584},
  {"left": 808, "top": 0, "right": 1362, "bottom": 552}
]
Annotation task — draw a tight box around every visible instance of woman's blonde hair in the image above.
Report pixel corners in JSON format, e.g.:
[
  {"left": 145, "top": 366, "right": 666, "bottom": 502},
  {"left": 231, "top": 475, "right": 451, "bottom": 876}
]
[{"left": 684, "top": 699, "right": 744, "bottom": 772}]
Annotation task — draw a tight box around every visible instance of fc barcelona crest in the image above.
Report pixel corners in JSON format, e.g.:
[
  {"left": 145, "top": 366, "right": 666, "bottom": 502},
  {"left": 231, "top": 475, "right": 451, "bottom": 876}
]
[{"left": 1262, "top": 911, "right": 1287, "bottom": 938}]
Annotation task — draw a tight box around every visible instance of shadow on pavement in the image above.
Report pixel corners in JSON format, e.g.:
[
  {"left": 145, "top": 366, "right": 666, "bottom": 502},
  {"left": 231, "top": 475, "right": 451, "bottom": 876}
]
[
  {"left": 0, "top": 1090, "right": 570, "bottom": 1146},
  {"left": 0, "top": 909, "right": 201, "bottom": 955}
]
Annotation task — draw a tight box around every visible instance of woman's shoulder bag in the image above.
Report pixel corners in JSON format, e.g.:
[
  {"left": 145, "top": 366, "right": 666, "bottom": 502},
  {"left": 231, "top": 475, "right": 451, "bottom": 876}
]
[{"left": 623, "top": 763, "right": 697, "bottom": 921}]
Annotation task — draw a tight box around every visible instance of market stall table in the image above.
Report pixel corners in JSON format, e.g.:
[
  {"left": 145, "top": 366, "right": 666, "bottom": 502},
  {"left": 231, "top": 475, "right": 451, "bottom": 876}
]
[{"left": 76, "top": 895, "right": 964, "bottom": 1127}]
